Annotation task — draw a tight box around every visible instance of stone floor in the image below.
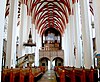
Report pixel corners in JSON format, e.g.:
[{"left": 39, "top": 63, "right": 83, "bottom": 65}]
[{"left": 37, "top": 70, "right": 57, "bottom": 82}]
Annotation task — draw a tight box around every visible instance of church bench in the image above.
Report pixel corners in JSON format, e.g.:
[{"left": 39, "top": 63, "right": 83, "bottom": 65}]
[
  {"left": 54, "top": 66, "right": 98, "bottom": 82},
  {"left": 66, "top": 67, "right": 98, "bottom": 82},
  {"left": 34, "top": 67, "right": 43, "bottom": 82},
  {"left": 75, "top": 67, "right": 98, "bottom": 82},
  {"left": 22, "top": 67, "right": 44, "bottom": 82},
  {"left": 11, "top": 68, "right": 24, "bottom": 82},
  {"left": 74, "top": 68, "right": 86, "bottom": 82},
  {"left": 84, "top": 68, "right": 98, "bottom": 82},
  {"left": 65, "top": 67, "right": 75, "bottom": 82},
  {"left": 22, "top": 68, "right": 34, "bottom": 82},
  {"left": 55, "top": 67, "right": 66, "bottom": 82},
  {"left": 2, "top": 68, "right": 11, "bottom": 82},
  {"left": 54, "top": 66, "right": 75, "bottom": 82},
  {"left": 2, "top": 67, "right": 45, "bottom": 82},
  {"left": 55, "top": 67, "right": 83, "bottom": 82},
  {"left": 2, "top": 68, "right": 24, "bottom": 82}
]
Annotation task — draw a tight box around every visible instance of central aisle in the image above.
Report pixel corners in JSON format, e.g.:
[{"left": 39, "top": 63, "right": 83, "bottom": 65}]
[{"left": 37, "top": 70, "right": 57, "bottom": 82}]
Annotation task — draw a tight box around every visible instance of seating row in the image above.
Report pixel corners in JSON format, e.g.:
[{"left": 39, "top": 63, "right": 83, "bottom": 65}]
[
  {"left": 2, "top": 66, "right": 46, "bottom": 82},
  {"left": 54, "top": 66, "right": 98, "bottom": 82}
]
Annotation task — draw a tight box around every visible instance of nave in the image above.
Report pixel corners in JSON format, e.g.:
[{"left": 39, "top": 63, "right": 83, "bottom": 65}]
[{"left": 1, "top": 0, "right": 100, "bottom": 82}]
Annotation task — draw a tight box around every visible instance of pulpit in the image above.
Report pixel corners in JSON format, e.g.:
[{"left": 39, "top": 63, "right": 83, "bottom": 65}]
[{"left": 23, "top": 28, "right": 36, "bottom": 67}]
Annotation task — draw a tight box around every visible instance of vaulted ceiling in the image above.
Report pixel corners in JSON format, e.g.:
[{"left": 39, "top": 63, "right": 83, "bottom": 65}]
[
  {"left": 5, "top": 0, "right": 93, "bottom": 36},
  {"left": 31, "top": 0, "right": 71, "bottom": 35}
]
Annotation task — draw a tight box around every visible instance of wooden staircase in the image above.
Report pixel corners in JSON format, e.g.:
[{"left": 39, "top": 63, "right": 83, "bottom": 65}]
[{"left": 16, "top": 54, "right": 35, "bottom": 68}]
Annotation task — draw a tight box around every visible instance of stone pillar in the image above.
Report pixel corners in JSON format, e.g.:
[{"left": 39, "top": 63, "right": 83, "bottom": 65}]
[
  {"left": 79, "top": 0, "right": 93, "bottom": 68},
  {"left": 93, "top": 0, "right": 100, "bottom": 54},
  {"left": 6, "top": 0, "right": 18, "bottom": 68},
  {"left": 66, "top": 15, "right": 75, "bottom": 66},
  {"left": 73, "top": 2, "right": 83, "bottom": 67},
  {"left": 68, "top": 23, "right": 71, "bottom": 66},
  {"left": 62, "top": 30, "right": 68, "bottom": 66},
  {"left": 66, "top": 22, "right": 72, "bottom": 66},
  {"left": 18, "top": 3, "right": 27, "bottom": 57},
  {"left": 0, "top": 0, "right": 6, "bottom": 81},
  {"left": 35, "top": 30, "right": 39, "bottom": 66},
  {"left": 69, "top": 15, "right": 75, "bottom": 66},
  {"left": 65, "top": 28, "right": 70, "bottom": 66}
]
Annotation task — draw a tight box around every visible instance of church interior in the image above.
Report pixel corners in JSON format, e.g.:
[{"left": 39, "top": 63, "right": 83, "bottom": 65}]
[{"left": 0, "top": 0, "right": 100, "bottom": 82}]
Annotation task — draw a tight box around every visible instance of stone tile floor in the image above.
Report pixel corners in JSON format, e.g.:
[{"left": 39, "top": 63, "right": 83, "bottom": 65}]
[{"left": 37, "top": 70, "right": 57, "bottom": 82}]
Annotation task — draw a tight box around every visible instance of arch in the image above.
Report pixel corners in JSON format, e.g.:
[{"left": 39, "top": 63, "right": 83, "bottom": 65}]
[
  {"left": 39, "top": 57, "right": 50, "bottom": 61},
  {"left": 52, "top": 57, "right": 64, "bottom": 67},
  {"left": 52, "top": 57, "right": 64, "bottom": 66},
  {"left": 52, "top": 57, "right": 63, "bottom": 62},
  {"left": 39, "top": 57, "right": 50, "bottom": 67}
]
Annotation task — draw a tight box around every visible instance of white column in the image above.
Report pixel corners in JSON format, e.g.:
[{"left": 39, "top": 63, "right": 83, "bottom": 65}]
[
  {"left": 6, "top": 0, "right": 18, "bottom": 68},
  {"left": 19, "top": 4, "right": 27, "bottom": 57},
  {"left": 62, "top": 27, "right": 71, "bottom": 66},
  {"left": 73, "top": 2, "right": 82, "bottom": 67},
  {"left": 66, "top": 16, "right": 75, "bottom": 66},
  {"left": 69, "top": 15, "right": 75, "bottom": 66},
  {"left": 79, "top": 0, "right": 93, "bottom": 68},
  {"left": 65, "top": 28, "right": 70, "bottom": 66},
  {"left": 0, "top": 0, "right": 6, "bottom": 81},
  {"left": 93, "top": 0, "right": 100, "bottom": 54},
  {"left": 66, "top": 22, "right": 73, "bottom": 66},
  {"left": 35, "top": 30, "right": 40, "bottom": 66},
  {"left": 62, "top": 31, "right": 68, "bottom": 66}
]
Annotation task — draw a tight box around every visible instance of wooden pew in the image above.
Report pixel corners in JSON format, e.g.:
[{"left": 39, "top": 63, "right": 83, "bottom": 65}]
[
  {"left": 11, "top": 68, "right": 24, "bottom": 82},
  {"left": 75, "top": 68, "right": 86, "bottom": 82},
  {"left": 2, "top": 68, "right": 24, "bottom": 82},
  {"left": 22, "top": 68, "right": 34, "bottom": 82},
  {"left": 2, "top": 68, "right": 10, "bottom": 82},
  {"left": 34, "top": 67, "right": 43, "bottom": 82},
  {"left": 54, "top": 66, "right": 98, "bottom": 82},
  {"left": 55, "top": 67, "right": 65, "bottom": 82},
  {"left": 65, "top": 67, "right": 75, "bottom": 82},
  {"left": 84, "top": 67, "right": 98, "bottom": 82},
  {"left": 2, "top": 67, "right": 45, "bottom": 82}
]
